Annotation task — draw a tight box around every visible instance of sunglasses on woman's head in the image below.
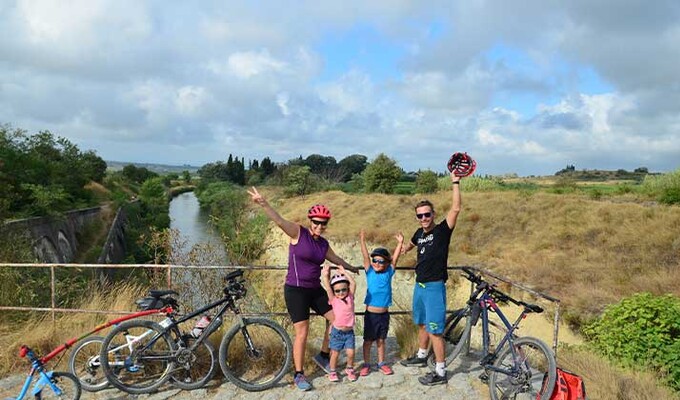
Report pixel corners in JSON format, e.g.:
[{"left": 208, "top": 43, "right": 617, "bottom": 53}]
[
  {"left": 310, "top": 219, "right": 328, "bottom": 226},
  {"left": 416, "top": 212, "right": 432, "bottom": 219},
  {"left": 371, "top": 258, "right": 387, "bottom": 265},
  {"left": 334, "top": 288, "right": 348, "bottom": 294}
]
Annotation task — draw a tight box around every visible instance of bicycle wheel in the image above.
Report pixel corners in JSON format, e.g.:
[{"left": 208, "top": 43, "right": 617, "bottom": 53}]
[
  {"left": 68, "top": 335, "right": 109, "bottom": 392},
  {"left": 219, "top": 317, "right": 292, "bottom": 392},
  {"left": 39, "top": 371, "right": 82, "bottom": 400},
  {"left": 488, "top": 336, "right": 556, "bottom": 400},
  {"left": 171, "top": 336, "right": 217, "bottom": 390},
  {"left": 100, "top": 319, "right": 177, "bottom": 394},
  {"left": 427, "top": 308, "right": 472, "bottom": 371}
]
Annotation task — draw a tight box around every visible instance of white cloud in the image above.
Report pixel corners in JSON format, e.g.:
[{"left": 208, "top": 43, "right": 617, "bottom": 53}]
[
  {"left": 175, "top": 86, "right": 208, "bottom": 116},
  {"left": 216, "top": 50, "right": 287, "bottom": 79}
]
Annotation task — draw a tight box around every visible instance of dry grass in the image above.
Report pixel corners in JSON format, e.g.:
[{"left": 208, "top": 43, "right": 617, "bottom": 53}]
[
  {"left": 263, "top": 190, "right": 680, "bottom": 327},
  {"left": 0, "top": 282, "right": 147, "bottom": 376},
  {"left": 251, "top": 188, "right": 680, "bottom": 393},
  {"left": 558, "top": 346, "right": 680, "bottom": 400}
]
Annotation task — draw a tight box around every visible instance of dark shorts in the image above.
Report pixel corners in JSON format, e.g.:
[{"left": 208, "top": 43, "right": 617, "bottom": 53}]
[
  {"left": 363, "top": 310, "right": 390, "bottom": 341},
  {"left": 284, "top": 284, "right": 332, "bottom": 323},
  {"left": 330, "top": 326, "right": 355, "bottom": 351}
]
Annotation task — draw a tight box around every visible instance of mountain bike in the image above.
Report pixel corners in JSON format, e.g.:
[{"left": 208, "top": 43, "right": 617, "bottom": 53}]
[
  {"left": 99, "top": 269, "right": 293, "bottom": 394},
  {"left": 428, "top": 266, "right": 557, "bottom": 400},
  {"left": 5, "top": 345, "right": 81, "bottom": 400}
]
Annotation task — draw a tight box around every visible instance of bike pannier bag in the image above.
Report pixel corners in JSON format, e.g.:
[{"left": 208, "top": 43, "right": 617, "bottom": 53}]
[{"left": 538, "top": 367, "right": 586, "bottom": 400}]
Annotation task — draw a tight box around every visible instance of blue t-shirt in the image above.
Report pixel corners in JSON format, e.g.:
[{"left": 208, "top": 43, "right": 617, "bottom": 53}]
[{"left": 364, "top": 265, "right": 395, "bottom": 308}]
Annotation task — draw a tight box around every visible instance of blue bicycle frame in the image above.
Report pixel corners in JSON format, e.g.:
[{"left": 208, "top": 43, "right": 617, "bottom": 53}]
[{"left": 12, "top": 349, "right": 67, "bottom": 400}]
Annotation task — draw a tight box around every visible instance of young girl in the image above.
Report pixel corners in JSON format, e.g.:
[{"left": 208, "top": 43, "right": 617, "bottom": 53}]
[
  {"left": 322, "top": 264, "right": 357, "bottom": 382},
  {"left": 359, "top": 230, "right": 404, "bottom": 376}
]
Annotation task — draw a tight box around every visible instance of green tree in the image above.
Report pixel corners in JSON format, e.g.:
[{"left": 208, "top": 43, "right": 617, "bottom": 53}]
[
  {"left": 182, "top": 170, "right": 191, "bottom": 183},
  {"left": 283, "top": 165, "right": 317, "bottom": 197},
  {"left": 415, "top": 170, "right": 439, "bottom": 194},
  {"left": 337, "top": 154, "right": 368, "bottom": 182},
  {"left": 363, "top": 153, "right": 402, "bottom": 193},
  {"left": 80, "top": 151, "right": 107, "bottom": 182},
  {"left": 260, "top": 157, "right": 276, "bottom": 177},
  {"left": 122, "top": 164, "right": 157, "bottom": 184},
  {"left": 304, "top": 154, "right": 338, "bottom": 180},
  {"left": 0, "top": 125, "right": 106, "bottom": 217}
]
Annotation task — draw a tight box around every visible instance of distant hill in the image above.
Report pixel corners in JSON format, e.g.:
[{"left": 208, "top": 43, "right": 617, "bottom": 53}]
[{"left": 106, "top": 160, "right": 201, "bottom": 175}]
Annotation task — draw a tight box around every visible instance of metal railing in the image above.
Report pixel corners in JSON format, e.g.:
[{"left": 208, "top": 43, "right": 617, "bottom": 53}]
[{"left": 0, "top": 263, "right": 561, "bottom": 353}]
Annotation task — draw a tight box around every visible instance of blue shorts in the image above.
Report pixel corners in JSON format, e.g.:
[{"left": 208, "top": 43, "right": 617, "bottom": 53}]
[
  {"left": 412, "top": 280, "right": 446, "bottom": 334},
  {"left": 329, "top": 326, "right": 355, "bottom": 351},
  {"left": 363, "top": 311, "right": 390, "bottom": 341}
]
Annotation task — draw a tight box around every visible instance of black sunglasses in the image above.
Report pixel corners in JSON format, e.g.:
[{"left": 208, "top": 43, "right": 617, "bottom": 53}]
[
  {"left": 371, "top": 258, "right": 387, "bottom": 265},
  {"left": 310, "top": 219, "right": 329, "bottom": 226},
  {"left": 416, "top": 212, "right": 432, "bottom": 219},
  {"left": 333, "top": 288, "right": 348, "bottom": 294}
]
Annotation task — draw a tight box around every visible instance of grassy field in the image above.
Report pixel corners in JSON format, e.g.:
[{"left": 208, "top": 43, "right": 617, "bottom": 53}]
[{"left": 253, "top": 183, "right": 680, "bottom": 397}]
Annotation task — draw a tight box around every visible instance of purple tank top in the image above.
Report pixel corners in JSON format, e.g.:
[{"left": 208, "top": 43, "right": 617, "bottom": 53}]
[{"left": 286, "top": 226, "right": 329, "bottom": 288}]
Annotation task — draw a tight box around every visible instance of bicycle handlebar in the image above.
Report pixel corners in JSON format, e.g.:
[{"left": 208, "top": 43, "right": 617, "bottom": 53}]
[{"left": 457, "top": 266, "right": 530, "bottom": 310}]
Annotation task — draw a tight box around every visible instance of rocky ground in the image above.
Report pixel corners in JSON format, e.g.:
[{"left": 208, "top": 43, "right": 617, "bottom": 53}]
[{"left": 0, "top": 337, "right": 489, "bottom": 400}]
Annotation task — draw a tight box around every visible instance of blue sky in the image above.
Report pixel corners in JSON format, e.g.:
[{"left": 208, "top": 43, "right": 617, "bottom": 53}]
[{"left": 1, "top": 0, "right": 678, "bottom": 176}]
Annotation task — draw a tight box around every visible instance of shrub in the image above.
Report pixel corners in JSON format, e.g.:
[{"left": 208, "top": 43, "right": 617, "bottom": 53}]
[
  {"left": 640, "top": 169, "right": 680, "bottom": 204},
  {"left": 583, "top": 293, "right": 680, "bottom": 391},
  {"left": 415, "top": 170, "right": 439, "bottom": 194}
]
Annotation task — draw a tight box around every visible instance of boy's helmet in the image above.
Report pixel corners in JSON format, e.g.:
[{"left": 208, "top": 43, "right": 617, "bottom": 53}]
[
  {"left": 308, "top": 204, "right": 332, "bottom": 219},
  {"left": 370, "top": 247, "right": 391, "bottom": 261}
]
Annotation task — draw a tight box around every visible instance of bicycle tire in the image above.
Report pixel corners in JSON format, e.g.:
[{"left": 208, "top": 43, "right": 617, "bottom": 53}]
[
  {"left": 171, "top": 336, "right": 217, "bottom": 390},
  {"left": 39, "top": 371, "right": 82, "bottom": 400},
  {"left": 219, "top": 317, "right": 293, "bottom": 392},
  {"left": 488, "top": 336, "right": 556, "bottom": 400},
  {"left": 100, "top": 319, "right": 177, "bottom": 394},
  {"left": 68, "top": 335, "right": 109, "bottom": 392},
  {"left": 427, "top": 307, "right": 472, "bottom": 371}
]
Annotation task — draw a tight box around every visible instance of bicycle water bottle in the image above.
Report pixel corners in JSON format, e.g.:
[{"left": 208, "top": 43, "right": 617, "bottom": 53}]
[{"left": 191, "top": 316, "right": 212, "bottom": 338}]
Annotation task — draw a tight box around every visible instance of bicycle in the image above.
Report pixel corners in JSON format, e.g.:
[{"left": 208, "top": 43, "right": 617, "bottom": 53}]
[
  {"left": 99, "top": 269, "right": 293, "bottom": 394},
  {"left": 5, "top": 345, "right": 81, "bottom": 400},
  {"left": 427, "top": 266, "right": 557, "bottom": 400},
  {"left": 67, "top": 304, "right": 176, "bottom": 392}
]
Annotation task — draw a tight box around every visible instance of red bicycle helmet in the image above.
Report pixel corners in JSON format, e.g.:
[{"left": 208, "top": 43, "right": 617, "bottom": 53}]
[
  {"left": 447, "top": 152, "right": 477, "bottom": 177},
  {"left": 308, "top": 204, "right": 332, "bottom": 219}
]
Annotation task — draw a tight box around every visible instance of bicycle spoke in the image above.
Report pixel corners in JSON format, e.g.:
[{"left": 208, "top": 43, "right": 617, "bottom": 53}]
[
  {"left": 489, "top": 338, "right": 556, "bottom": 400},
  {"left": 102, "top": 321, "right": 175, "bottom": 393},
  {"left": 219, "top": 318, "right": 292, "bottom": 391}
]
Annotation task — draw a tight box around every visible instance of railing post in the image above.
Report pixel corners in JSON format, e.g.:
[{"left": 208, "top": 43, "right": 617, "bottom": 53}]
[
  {"left": 50, "top": 265, "right": 56, "bottom": 323},
  {"left": 167, "top": 264, "right": 172, "bottom": 288}
]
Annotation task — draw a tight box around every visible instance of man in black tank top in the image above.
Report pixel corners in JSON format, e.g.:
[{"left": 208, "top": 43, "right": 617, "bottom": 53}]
[{"left": 400, "top": 171, "right": 463, "bottom": 386}]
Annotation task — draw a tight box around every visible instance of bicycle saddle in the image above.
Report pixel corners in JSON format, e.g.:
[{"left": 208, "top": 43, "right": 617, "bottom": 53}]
[
  {"left": 225, "top": 270, "right": 244, "bottom": 281},
  {"left": 521, "top": 302, "right": 544, "bottom": 314},
  {"left": 149, "top": 289, "right": 179, "bottom": 298}
]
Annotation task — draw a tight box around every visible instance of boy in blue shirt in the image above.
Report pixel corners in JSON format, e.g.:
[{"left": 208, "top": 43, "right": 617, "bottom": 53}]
[{"left": 358, "top": 230, "right": 404, "bottom": 376}]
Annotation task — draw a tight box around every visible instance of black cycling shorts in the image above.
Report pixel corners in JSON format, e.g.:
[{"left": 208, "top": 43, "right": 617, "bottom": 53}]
[{"left": 284, "top": 284, "right": 332, "bottom": 323}]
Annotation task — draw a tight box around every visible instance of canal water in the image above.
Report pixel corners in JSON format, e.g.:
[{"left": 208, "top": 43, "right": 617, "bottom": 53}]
[{"left": 168, "top": 191, "right": 228, "bottom": 262}]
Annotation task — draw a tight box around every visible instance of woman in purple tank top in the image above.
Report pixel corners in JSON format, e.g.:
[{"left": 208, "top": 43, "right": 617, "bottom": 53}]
[{"left": 248, "top": 187, "right": 358, "bottom": 391}]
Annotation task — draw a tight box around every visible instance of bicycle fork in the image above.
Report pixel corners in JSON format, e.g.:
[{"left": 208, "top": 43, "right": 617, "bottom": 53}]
[{"left": 234, "top": 316, "right": 262, "bottom": 359}]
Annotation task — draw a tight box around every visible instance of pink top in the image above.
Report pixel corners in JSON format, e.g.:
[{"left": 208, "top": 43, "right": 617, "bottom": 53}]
[{"left": 329, "top": 294, "right": 355, "bottom": 329}]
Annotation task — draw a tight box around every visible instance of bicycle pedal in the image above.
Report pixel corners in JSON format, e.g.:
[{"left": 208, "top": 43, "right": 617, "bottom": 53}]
[{"left": 478, "top": 371, "right": 489, "bottom": 384}]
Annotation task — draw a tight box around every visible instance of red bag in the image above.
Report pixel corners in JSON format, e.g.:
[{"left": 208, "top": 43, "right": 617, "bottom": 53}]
[{"left": 540, "top": 368, "right": 587, "bottom": 400}]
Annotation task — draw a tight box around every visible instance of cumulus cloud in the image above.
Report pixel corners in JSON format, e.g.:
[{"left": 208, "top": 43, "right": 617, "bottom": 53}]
[{"left": 0, "top": 0, "right": 678, "bottom": 173}]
